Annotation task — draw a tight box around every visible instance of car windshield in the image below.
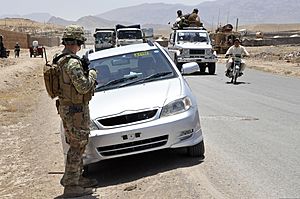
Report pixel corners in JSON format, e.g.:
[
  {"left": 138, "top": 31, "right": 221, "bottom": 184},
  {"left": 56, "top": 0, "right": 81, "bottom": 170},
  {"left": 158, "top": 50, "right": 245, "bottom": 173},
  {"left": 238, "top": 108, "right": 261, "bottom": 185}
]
[
  {"left": 177, "top": 32, "right": 208, "bottom": 43},
  {"left": 90, "top": 49, "right": 177, "bottom": 92}
]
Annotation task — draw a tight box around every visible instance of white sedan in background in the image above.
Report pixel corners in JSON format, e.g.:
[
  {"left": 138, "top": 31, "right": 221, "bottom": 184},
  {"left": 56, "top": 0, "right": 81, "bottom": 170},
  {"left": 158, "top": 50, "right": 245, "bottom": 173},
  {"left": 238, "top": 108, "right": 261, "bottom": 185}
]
[{"left": 61, "top": 41, "right": 205, "bottom": 166}]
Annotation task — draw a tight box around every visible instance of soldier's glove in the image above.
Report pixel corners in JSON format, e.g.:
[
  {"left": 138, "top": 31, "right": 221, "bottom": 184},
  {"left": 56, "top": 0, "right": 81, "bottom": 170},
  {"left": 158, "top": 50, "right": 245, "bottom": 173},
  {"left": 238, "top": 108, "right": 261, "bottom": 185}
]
[
  {"left": 88, "top": 68, "right": 97, "bottom": 81},
  {"left": 81, "top": 55, "right": 90, "bottom": 75}
]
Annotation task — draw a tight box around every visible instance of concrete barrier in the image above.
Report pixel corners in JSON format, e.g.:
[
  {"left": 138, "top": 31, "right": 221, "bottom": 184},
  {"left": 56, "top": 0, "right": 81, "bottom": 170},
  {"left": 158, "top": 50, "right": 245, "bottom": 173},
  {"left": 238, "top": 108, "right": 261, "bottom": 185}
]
[{"left": 243, "top": 37, "right": 300, "bottom": 46}]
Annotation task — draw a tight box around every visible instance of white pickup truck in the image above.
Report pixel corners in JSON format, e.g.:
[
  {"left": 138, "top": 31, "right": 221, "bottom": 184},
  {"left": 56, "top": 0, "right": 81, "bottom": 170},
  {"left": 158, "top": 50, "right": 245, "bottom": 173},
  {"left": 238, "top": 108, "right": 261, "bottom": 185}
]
[{"left": 168, "top": 27, "right": 218, "bottom": 74}]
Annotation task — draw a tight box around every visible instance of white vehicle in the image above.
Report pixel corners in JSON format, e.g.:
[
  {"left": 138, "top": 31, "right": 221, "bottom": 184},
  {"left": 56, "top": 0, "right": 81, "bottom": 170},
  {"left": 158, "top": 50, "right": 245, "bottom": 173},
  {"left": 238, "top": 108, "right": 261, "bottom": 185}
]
[
  {"left": 60, "top": 41, "right": 205, "bottom": 166},
  {"left": 115, "top": 24, "right": 144, "bottom": 47},
  {"left": 168, "top": 27, "right": 218, "bottom": 74}
]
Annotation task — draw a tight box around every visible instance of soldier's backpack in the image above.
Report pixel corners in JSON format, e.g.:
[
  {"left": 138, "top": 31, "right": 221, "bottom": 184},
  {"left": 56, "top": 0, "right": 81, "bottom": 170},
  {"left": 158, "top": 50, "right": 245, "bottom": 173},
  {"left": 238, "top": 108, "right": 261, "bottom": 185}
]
[
  {"left": 43, "top": 53, "right": 81, "bottom": 99},
  {"left": 43, "top": 53, "right": 66, "bottom": 99}
]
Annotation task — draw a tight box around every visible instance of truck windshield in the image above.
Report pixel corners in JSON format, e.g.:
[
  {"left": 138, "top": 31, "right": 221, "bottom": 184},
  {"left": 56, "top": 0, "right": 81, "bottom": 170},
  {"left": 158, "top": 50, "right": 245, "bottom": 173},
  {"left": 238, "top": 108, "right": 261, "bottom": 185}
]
[
  {"left": 95, "top": 32, "right": 113, "bottom": 43},
  {"left": 117, "top": 30, "right": 143, "bottom": 39},
  {"left": 177, "top": 32, "right": 208, "bottom": 43}
]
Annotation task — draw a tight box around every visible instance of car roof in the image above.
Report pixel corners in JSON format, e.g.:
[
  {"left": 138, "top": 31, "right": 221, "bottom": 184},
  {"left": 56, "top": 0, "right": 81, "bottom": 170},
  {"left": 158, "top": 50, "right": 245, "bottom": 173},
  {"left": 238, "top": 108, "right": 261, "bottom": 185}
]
[
  {"left": 89, "top": 43, "right": 158, "bottom": 60},
  {"left": 176, "top": 29, "right": 208, "bottom": 33}
]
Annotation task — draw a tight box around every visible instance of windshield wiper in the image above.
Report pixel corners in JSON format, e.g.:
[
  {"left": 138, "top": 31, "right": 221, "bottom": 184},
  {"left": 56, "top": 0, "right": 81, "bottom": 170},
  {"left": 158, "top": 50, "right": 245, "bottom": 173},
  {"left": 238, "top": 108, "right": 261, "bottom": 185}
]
[
  {"left": 119, "top": 72, "right": 173, "bottom": 88},
  {"left": 95, "top": 75, "right": 138, "bottom": 91},
  {"left": 143, "top": 72, "right": 172, "bottom": 81}
]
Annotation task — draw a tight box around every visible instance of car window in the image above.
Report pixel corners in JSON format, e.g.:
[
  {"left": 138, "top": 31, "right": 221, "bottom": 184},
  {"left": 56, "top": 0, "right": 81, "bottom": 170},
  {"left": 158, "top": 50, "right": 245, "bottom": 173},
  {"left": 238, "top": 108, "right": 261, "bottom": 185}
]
[{"left": 90, "top": 49, "right": 177, "bottom": 91}]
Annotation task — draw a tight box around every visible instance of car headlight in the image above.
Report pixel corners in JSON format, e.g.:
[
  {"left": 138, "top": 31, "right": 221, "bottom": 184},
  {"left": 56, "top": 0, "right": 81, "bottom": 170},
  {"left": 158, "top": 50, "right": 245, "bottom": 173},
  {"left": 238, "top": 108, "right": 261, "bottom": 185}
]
[
  {"left": 160, "top": 97, "right": 192, "bottom": 117},
  {"left": 90, "top": 120, "right": 99, "bottom": 130}
]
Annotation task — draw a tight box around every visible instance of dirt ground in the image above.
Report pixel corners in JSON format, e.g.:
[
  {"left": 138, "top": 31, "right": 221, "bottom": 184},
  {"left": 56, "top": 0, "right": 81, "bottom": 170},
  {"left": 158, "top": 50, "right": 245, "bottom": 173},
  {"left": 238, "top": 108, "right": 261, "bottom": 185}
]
[{"left": 0, "top": 45, "right": 299, "bottom": 199}]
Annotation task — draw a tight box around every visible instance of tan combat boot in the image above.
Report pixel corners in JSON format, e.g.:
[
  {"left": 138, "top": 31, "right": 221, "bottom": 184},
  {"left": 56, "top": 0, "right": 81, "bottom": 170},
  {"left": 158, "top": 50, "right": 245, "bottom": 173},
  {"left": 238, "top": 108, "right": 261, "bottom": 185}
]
[
  {"left": 62, "top": 185, "right": 93, "bottom": 198},
  {"left": 79, "top": 176, "right": 98, "bottom": 188}
]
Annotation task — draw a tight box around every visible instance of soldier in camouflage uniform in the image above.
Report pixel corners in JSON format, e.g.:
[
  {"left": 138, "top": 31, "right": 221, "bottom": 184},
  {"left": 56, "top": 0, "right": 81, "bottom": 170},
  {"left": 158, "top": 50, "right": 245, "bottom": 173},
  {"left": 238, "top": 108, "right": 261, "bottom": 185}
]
[{"left": 56, "top": 25, "right": 97, "bottom": 198}]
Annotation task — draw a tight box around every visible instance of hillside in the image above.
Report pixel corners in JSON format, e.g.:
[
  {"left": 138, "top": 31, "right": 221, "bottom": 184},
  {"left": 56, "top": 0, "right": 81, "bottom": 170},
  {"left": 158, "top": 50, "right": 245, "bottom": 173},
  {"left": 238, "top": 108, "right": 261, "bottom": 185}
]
[
  {"left": 97, "top": 0, "right": 300, "bottom": 26},
  {"left": 0, "top": 18, "right": 64, "bottom": 34}
]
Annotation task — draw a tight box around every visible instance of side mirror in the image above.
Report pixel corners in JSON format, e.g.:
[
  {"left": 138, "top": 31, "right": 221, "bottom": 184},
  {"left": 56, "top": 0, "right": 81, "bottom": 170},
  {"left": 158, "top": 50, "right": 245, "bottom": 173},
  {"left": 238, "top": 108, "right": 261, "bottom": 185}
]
[{"left": 181, "top": 62, "right": 199, "bottom": 74}]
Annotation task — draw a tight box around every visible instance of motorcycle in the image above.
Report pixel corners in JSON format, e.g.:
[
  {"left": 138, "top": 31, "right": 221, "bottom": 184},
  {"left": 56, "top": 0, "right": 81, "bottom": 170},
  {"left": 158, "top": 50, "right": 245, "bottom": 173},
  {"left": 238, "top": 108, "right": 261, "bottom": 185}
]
[{"left": 225, "top": 54, "right": 243, "bottom": 84}]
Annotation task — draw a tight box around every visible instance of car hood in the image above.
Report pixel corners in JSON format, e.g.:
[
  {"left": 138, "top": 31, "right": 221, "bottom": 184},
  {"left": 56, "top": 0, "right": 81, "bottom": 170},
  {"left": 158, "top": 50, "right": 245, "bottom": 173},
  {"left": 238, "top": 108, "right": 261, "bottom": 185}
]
[
  {"left": 177, "top": 42, "right": 212, "bottom": 49},
  {"left": 89, "top": 78, "right": 183, "bottom": 119}
]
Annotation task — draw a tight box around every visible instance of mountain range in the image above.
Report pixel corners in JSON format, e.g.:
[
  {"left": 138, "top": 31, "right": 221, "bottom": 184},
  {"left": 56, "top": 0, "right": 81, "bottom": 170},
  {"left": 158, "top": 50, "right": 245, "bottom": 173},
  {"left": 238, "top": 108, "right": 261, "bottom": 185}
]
[{"left": 1, "top": 0, "right": 300, "bottom": 31}]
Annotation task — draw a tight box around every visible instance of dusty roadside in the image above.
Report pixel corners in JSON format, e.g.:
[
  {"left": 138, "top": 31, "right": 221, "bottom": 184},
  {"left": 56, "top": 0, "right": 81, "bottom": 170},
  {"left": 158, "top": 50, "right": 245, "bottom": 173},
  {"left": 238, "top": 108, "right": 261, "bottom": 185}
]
[
  {"left": 0, "top": 45, "right": 299, "bottom": 199},
  {"left": 0, "top": 47, "right": 64, "bottom": 198},
  {"left": 217, "top": 45, "right": 300, "bottom": 77}
]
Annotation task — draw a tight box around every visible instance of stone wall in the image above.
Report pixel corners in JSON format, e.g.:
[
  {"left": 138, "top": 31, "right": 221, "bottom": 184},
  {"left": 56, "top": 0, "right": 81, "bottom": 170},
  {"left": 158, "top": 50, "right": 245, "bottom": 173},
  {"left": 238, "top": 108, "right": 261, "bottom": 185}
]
[
  {"left": 0, "top": 28, "right": 60, "bottom": 49},
  {"left": 0, "top": 29, "right": 29, "bottom": 49},
  {"left": 29, "top": 36, "right": 60, "bottom": 47}
]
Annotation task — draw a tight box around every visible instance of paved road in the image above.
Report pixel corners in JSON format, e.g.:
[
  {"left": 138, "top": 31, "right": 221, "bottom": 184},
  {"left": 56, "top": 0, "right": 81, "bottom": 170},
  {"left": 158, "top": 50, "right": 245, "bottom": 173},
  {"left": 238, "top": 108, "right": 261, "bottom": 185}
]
[{"left": 185, "top": 64, "right": 300, "bottom": 198}]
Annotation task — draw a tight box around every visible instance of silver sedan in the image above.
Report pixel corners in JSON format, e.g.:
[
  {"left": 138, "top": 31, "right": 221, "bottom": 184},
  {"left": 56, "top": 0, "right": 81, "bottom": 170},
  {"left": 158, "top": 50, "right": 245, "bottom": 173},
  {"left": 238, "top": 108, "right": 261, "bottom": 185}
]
[{"left": 60, "top": 42, "right": 205, "bottom": 166}]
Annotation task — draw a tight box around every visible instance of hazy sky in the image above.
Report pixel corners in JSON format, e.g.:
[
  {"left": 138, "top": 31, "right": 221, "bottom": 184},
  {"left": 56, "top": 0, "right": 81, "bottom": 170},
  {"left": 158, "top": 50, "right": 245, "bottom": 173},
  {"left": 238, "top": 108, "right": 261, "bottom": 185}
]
[{"left": 1, "top": 0, "right": 215, "bottom": 20}]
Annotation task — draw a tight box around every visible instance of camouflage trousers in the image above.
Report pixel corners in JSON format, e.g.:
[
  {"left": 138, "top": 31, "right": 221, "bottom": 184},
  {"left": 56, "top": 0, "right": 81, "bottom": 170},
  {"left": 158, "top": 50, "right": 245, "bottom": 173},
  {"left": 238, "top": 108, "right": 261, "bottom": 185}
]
[{"left": 59, "top": 103, "right": 90, "bottom": 186}]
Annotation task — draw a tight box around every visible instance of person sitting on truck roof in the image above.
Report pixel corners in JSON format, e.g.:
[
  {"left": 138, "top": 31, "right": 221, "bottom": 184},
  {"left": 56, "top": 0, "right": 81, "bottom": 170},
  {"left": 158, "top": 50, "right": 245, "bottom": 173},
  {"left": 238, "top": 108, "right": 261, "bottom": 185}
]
[
  {"left": 188, "top": 8, "right": 201, "bottom": 27},
  {"left": 176, "top": 10, "right": 183, "bottom": 23},
  {"left": 173, "top": 10, "right": 190, "bottom": 29}
]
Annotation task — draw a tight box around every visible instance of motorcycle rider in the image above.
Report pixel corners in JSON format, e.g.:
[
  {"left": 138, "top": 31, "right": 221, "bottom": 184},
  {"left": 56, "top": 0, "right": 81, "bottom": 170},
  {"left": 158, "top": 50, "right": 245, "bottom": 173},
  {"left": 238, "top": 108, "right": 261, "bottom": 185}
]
[{"left": 225, "top": 38, "right": 250, "bottom": 76}]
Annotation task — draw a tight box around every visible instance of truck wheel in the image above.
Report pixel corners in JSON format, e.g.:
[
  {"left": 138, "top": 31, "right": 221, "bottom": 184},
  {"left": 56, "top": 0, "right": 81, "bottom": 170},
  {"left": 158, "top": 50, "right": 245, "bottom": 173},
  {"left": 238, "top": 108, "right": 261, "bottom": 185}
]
[
  {"left": 208, "top": 63, "right": 216, "bottom": 75},
  {"left": 187, "top": 140, "right": 205, "bottom": 158},
  {"left": 174, "top": 55, "right": 182, "bottom": 72},
  {"left": 198, "top": 63, "right": 206, "bottom": 73}
]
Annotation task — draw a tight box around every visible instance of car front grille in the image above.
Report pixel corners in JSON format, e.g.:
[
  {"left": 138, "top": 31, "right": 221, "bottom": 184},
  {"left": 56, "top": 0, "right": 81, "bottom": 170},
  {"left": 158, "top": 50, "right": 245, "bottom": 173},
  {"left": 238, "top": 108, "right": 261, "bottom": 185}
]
[
  {"left": 98, "top": 109, "right": 158, "bottom": 127},
  {"left": 97, "top": 135, "right": 168, "bottom": 156},
  {"left": 189, "top": 49, "right": 205, "bottom": 54}
]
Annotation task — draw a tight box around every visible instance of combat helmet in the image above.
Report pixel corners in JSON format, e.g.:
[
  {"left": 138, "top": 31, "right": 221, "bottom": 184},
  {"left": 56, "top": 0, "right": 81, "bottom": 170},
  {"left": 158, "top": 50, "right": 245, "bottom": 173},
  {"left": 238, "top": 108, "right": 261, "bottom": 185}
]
[{"left": 62, "top": 24, "right": 86, "bottom": 45}]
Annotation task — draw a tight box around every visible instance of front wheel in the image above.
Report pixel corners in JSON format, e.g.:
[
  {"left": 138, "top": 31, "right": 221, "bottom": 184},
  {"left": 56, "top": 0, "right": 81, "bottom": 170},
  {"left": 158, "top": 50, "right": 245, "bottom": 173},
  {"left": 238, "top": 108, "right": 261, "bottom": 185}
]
[
  {"left": 233, "top": 72, "right": 238, "bottom": 84},
  {"left": 187, "top": 140, "right": 205, "bottom": 158},
  {"left": 198, "top": 63, "right": 206, "bottom": 73},
  {"left": 174, "top": 55, "right": 182, "bottom": 72},
  {"left": 208, "top": 63, "right": 216, "bottom": 75}
]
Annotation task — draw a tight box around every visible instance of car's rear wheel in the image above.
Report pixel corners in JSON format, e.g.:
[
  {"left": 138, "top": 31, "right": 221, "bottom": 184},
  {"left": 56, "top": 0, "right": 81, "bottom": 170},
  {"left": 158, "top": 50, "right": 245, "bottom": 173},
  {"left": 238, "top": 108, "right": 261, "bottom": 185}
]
[{"left": 187, "top": 140, "right": 205, "bottom": 158}]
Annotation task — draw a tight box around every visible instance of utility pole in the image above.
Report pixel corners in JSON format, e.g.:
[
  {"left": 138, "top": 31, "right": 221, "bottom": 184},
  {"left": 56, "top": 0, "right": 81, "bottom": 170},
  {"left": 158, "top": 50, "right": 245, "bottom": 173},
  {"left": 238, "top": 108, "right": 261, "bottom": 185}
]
[{"left": 235, "top": 18, "right": 239, "bottom": 32}]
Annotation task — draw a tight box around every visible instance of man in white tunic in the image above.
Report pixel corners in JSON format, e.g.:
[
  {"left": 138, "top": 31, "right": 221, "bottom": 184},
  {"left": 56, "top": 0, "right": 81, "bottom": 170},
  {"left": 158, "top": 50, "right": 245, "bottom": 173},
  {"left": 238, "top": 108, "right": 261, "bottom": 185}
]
[{"left": 225, "top": 38, "right": 250, "bottom": 76}]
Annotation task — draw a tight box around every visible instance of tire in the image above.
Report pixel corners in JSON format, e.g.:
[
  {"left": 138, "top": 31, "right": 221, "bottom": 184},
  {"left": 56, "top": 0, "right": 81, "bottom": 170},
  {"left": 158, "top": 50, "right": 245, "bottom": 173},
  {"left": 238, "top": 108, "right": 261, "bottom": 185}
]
[
  {"left": 233, "top": 69, "right": 238, "bottom": 84},
  {"left": 208, "top": 63, "right": 216, "bottom": 75},
  {"left": 198, "top": 63, "right": 206, "bottom": 73},
  {"left": 187, "top": 140, "right": 205, "bottom": 158},
  {"left": 174, "top": 55, "right": 182, "bottom": 72}
]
